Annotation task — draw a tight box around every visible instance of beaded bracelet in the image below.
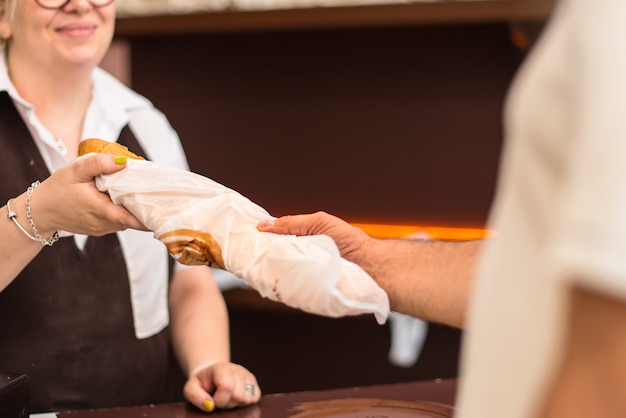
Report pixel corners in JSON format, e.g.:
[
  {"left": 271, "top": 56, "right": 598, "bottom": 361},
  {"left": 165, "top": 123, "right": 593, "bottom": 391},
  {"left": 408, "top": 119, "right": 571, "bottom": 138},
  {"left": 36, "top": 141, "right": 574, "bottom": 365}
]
[{"left": 6, "top": 181, "right": 60, "bottom": 247}]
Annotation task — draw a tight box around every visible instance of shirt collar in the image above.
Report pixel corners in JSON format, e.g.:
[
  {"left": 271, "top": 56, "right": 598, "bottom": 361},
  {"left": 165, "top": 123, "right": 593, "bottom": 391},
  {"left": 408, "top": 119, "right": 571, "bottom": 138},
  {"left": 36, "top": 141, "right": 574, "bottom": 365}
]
[{"left": 0, "top": 46, "right": 154, "bottom": 138}]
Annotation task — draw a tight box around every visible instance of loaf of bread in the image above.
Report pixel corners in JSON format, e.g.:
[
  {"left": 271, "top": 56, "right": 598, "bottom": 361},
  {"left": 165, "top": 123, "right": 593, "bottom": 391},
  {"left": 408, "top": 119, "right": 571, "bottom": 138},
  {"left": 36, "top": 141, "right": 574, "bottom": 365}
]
[
  {"left": 78, "top": 138, "right": 145, "bottom": 160},
  {"left": 77, "top": 138, "right": 224, "bottom": 269},
  {"left": 81, "top": 140, "right": 390, "bottom": 323}
]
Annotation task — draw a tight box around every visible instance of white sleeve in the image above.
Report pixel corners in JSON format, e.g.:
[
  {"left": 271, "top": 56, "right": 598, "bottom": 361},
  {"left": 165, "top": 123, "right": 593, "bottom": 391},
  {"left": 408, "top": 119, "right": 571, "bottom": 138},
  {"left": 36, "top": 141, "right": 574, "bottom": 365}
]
[{"left": 550, "top": 0, "right": 626, "bottom": 297}]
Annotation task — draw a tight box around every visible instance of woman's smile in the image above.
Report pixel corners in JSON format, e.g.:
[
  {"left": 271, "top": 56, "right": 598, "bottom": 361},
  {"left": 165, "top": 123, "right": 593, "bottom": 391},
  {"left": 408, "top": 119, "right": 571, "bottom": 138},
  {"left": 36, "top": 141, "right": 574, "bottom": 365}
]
[{"left": 55, "top": 22, "right": 97, "bottom": 39}]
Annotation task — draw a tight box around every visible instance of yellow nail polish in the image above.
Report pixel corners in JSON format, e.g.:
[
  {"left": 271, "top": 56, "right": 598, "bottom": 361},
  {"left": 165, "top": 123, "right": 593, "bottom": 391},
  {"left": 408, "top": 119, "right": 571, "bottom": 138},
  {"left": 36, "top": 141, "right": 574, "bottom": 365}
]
[
  {"left": 203, "top": 400, "right": 214, "bottom": 412},
  {"left": 114, "top": 156, "right": 127, "bottom": 165}
]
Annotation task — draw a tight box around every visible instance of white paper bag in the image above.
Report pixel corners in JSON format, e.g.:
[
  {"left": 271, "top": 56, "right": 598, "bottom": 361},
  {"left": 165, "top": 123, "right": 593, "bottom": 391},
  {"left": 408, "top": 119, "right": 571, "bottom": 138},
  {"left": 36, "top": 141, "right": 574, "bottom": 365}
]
[{"left": 95, "top": 159, "right": 390, "bottom": 324}]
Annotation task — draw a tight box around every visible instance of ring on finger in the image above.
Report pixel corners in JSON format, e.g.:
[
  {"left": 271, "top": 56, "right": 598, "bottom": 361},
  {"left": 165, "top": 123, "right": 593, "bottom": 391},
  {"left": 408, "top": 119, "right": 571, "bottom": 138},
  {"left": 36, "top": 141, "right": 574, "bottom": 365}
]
[{"left": 245, "top": 383, "right": 255, "bottom": 395}]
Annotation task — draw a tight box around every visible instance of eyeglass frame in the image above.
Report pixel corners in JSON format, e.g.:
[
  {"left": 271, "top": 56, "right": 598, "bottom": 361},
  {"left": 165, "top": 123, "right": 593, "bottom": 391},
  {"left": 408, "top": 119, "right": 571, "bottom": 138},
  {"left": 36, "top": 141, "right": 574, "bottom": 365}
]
[{"left": 34, "top": 0, "right": 115, "bottom": 10}]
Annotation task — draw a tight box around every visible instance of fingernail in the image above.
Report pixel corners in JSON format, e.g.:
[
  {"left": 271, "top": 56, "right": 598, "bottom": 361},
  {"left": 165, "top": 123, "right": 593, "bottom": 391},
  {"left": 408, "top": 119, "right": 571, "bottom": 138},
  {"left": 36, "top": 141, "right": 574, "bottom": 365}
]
[
  {"left": 258, "top": 220, "right": 274, "bottom": 229},
  {"left": 203, "top": 400, "right": 214, "bottom": 412},
  {"left": 114, "top": 156, "right": 127, "bottom": 165}
]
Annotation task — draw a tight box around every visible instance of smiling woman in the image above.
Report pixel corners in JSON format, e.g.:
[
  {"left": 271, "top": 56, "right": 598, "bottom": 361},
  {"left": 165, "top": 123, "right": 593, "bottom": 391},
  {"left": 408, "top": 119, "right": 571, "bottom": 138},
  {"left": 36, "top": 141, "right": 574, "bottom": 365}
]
[
  {"left": 0, "top": 0, "right": 261, "bottom": 414},
  {"left": 0, "top": 0, "right": 116, "bottom": 159}
]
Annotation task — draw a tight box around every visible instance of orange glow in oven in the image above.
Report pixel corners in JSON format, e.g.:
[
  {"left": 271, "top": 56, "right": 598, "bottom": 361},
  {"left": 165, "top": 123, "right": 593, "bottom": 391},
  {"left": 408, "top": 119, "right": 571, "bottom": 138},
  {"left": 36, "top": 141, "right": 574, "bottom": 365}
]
[{"left": 350, "top": 223, "right": 493, "bottom": 241}]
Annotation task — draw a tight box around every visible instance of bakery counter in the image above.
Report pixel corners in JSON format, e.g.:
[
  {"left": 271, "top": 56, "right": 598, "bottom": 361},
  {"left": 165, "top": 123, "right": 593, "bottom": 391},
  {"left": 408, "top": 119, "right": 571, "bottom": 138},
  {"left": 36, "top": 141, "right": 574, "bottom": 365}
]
[{"left": 56, "top": 378, "right": 457, "bottom": 417}]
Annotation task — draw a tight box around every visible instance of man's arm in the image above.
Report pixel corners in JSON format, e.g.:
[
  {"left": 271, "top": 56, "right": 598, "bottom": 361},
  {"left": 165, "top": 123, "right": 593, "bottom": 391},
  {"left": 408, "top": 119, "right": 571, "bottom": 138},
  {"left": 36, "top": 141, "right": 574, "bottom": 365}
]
[
  {"left": 539, "top": 284, "right": 626, "bottom": 418},
  {"left": 259, "top": 211, "right": 481, "bottom": 328},
  {"left": 364, "top": 237, "right": 481, "bottom": 328}
]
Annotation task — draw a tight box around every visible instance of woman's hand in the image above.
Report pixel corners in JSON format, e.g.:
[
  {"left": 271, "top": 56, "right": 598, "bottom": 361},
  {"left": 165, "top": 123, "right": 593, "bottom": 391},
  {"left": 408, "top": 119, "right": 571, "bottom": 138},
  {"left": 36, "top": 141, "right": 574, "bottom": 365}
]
[
  {"left": 34, "top": 153, "right": 147, "bottom": 236},
  {"left": 183, "top": 362, "right": 261, "bottom": 413}
]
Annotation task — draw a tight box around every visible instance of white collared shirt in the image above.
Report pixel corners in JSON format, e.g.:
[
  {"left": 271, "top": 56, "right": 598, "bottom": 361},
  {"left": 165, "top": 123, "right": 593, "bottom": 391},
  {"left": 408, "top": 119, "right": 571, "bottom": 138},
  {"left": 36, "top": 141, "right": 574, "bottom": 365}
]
[
  {"left": 0, "top": 50, "right": 189, "bottom": 339},
  {"left": 457, "top": 0, "right": 626, "bottom": 417}
]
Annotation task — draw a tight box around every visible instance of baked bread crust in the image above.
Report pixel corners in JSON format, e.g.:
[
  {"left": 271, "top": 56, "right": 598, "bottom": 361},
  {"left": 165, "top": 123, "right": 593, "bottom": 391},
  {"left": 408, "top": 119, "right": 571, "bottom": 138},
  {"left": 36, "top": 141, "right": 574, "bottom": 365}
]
[
  {"left": 78, "top": 138, "right": 145, "bottom": 160},
  {"left": 158, "top": 229, "right": 226, "bottom": 269},
  {"left": 79, "top": 138, "right": 226, "bottom": 269}
]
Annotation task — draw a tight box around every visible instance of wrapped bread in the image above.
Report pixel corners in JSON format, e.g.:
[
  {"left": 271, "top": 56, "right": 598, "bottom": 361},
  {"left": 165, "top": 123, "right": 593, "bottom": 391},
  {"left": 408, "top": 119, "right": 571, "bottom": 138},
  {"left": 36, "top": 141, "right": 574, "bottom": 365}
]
[{"left": 79, "top": 139, "right": 390, "bottom": 323}]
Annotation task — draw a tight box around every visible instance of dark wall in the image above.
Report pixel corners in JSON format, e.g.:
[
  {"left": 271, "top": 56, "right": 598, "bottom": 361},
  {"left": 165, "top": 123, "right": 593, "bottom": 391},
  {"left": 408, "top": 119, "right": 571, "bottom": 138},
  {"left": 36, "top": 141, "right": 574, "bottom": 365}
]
[
  {"left": 126, "top": 22, "right": 524, "bottom": 228},
  {"left": 226, "top": 292, "right": 463, "bottom": 394}
]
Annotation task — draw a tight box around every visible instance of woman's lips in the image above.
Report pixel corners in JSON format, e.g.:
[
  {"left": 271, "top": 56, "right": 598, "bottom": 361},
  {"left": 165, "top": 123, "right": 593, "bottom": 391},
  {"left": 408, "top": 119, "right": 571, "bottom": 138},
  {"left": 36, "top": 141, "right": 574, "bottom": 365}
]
[{"left": 56, "top": 24, "right": 96, "bottom": 38}]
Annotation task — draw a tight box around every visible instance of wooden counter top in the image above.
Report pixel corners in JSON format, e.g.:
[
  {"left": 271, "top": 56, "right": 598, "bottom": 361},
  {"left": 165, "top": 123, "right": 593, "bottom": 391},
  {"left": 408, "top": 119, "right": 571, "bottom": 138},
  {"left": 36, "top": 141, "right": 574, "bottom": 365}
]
[{"left": 58, "top": 378, "right": 458, "bottom": 417}]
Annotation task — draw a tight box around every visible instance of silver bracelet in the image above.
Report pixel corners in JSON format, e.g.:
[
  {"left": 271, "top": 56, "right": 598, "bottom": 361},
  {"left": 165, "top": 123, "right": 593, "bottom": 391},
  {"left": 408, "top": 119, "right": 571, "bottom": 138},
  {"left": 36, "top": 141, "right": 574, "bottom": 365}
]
[
  {"left": 5, "top": 182, "right": 60, "bottom": 246},
  {"left": 25, "top": 181, "right": 60, "bottom": 247},
  {"left": 6, "top": 198, "right": 41, "bottom": 243}
]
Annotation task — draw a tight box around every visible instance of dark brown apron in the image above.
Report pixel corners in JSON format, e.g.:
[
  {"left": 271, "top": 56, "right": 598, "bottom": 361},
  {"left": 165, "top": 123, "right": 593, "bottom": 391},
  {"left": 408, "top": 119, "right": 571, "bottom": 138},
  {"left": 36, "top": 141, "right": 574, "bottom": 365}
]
[{"left": 0, "top": 91, "right": 180, "bottom": 413}]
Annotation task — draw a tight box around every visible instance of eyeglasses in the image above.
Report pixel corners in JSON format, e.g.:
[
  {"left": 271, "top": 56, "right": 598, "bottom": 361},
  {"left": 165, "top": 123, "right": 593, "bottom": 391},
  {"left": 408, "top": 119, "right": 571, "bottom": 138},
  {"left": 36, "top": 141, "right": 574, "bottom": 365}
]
[{"left": 34, "top": 0, "right": 115, "bottom": 10}]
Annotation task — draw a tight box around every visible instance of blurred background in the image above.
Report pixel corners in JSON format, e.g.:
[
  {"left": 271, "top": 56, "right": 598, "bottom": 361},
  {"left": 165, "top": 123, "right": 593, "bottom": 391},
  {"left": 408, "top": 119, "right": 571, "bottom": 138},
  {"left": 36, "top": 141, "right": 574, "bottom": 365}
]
[{"left": 101, "top": 0, "right": 551, "bottom": 394}]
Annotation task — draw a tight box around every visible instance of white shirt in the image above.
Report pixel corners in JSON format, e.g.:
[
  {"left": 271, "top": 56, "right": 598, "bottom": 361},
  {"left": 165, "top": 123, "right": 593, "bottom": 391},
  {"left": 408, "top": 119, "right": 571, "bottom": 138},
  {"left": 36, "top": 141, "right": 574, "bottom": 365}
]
[
  {"left": 0, "top": 51, "right": 190, "bottom": 339},
  {"left": 457, "top": 0, "right": 626, "bottom": 417}
]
